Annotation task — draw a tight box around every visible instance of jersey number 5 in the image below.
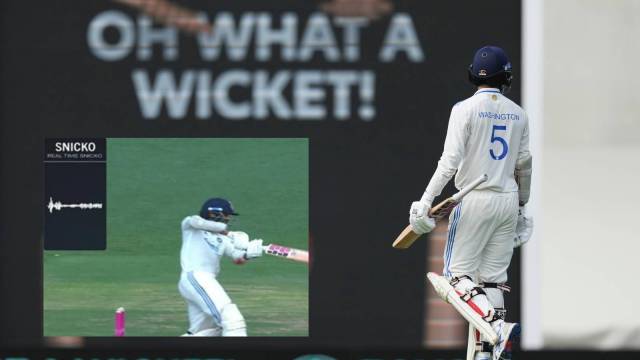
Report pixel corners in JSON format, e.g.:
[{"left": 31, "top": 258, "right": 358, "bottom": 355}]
[{"left": 490, "top": 125, "right": 508, "bottom": 160}]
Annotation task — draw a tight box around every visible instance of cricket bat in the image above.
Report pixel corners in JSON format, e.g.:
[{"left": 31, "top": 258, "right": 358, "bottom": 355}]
[
  {"left": 392, "top": 174, "right": 488, "bottom": 249},
  {"left": 263, "top": 243, "right": 309, "bottom": 264}
]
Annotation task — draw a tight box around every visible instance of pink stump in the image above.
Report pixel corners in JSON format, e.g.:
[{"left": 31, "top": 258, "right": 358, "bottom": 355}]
[{"left": 114, "top": 307, "right": 126, "bottom": 336}]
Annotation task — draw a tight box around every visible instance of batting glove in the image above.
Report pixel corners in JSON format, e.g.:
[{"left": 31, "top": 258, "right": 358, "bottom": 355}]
[
  {"left": 409, "top": 201, "right": 436, "bottom": 234},
  {"left": 514, "top": 206, "right": 533, "bottom": 248},
  {"left": 228, "top": 231, "right": 250, "bottom": 250},
  {"left": 245, "top": 239, "right": 264, "bottom": 259}
]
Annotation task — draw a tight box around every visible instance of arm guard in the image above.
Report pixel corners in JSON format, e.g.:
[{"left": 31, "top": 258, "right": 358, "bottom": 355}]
[{"left": 515, "top": 155, "right": 532, "bottom": 206}]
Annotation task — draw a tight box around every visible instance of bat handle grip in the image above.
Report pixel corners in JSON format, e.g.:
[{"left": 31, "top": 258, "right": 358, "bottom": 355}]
[{"left": 451, "top": 174, "right": 488, "bottom": 201}]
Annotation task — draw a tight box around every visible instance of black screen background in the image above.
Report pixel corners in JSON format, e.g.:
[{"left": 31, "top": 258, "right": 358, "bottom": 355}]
[{"left": 0, "top": 0, "right": 521, "bottom": 349}]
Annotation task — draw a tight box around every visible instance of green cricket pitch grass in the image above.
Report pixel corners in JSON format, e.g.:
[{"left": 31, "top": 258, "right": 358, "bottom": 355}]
[{"left": 44, "top": 138, "right": 308, "bottom": 336}]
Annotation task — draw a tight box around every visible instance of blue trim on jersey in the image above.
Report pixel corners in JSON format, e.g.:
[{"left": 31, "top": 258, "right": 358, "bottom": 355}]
[
  {"left": 444, "top": 219, "right": 451, "bottom": 276},
  {"left": 444, "top": 206, "right": 457, "bottom": 275},
  {"left": 444, "top": 207, "right": 457, "bottom": 276},
  {"left": 445, "top": 205, "right": 462, "bottom": 276},
  {"left": 204, "top": 240, "right": 218, "bottom": 252},
  {"left": 187, "top": 271, "right": 221, "bottom": 324},
  {"left": 203, "top": 234, "right": 221, "bottom": 253},
  {"left": 476, "top": 89, "right": 501, "bottom": 94},
  {"left": 444, "top": 203, "right": 463, "bottom": 277},
  {"left": 444, "top": 209, "right": 453, "bottom": 276}
]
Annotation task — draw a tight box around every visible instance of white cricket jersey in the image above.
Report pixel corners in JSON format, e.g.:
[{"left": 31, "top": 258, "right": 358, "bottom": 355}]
[
  {"left": 180, "top": 216, "right": 246, "bottom": 276},
  {"left": 423, "top": 88, "right": 531, "bottom": 204}
]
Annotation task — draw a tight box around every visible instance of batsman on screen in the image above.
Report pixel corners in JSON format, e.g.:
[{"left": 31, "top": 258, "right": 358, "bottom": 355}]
[
  {"left": 408, "top": 46, "right": 533, "bottom": 359},
  {"left": 178, "top": 197, "right": 264, "bottom": 337}
]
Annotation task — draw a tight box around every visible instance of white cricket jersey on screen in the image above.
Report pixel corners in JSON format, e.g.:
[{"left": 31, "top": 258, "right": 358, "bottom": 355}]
[
  {"left": 423, "top": 88, "right": 531, "bottom": 203},
  {"left": 180, "top": 216, "right": 245, "bottom": 276}
]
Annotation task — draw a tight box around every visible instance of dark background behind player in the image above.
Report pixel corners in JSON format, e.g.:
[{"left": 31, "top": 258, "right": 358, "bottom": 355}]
[{"left": 0, "top": 0, "right": 521, "bottom": 350}]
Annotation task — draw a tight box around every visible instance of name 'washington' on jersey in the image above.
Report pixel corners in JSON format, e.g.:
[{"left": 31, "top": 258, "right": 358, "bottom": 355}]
[{"left": 423, "top": 88, "right": 530, "bottom": 203}]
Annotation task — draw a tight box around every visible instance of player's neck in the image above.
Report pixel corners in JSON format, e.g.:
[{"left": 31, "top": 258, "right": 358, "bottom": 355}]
[{"left": 475, "top": 85, "right": 501, "bottom": 94}]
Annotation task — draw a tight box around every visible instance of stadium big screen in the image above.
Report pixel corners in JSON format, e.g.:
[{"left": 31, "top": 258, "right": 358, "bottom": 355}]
[{"left": 0, "top": 0, "right": 523, "bottom": 358}]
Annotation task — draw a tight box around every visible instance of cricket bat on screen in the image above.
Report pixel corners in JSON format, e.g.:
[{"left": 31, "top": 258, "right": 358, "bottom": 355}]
[
  {"left": 392, "top": 174, "right": 488, "bottom": 249},
  {"left": 263, "top": 243, "right": 309, "bottom": 264}
]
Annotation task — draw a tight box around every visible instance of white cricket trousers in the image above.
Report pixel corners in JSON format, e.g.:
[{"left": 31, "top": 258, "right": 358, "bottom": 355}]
[
  {"left": 178, "top": 270, "right": 233, "bottom": 335},
  {"left": 443, "top": 190, "right": 518, "bottom": 285}
]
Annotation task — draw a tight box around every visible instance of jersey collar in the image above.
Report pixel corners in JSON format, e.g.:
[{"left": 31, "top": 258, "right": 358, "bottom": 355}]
[{"left": 474, "top": 88, "right": 501, "bottom": 95}]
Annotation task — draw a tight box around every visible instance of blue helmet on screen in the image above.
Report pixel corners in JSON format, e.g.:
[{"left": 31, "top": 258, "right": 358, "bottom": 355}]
[
  {"left": 468, "top": 46, "right": 513, "bottom": 94},
  {"left": 200, "top": 197, "right": 238, "bottom": 223}
]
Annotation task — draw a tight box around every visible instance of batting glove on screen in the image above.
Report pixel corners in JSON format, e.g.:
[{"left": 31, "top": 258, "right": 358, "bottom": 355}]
[
  {"left": 245, "top": 239, "right": 264, "bottom": 259},
  {"left": 228, "top": 231, "right": 250, "bottom": 250}
]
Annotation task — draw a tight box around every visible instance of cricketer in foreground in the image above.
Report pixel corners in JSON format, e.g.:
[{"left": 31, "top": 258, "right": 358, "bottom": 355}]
[
  {"left": 410, "top": 46, "right": 533, "bottom": 360},
  {"left": 178, "top": 197, "right": 263, "bottom": 336}
]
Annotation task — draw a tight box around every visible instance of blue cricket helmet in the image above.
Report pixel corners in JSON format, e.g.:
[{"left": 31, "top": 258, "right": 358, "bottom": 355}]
[
  {"left": 468, "top": 45, "right": 513, "bottom": 93},
  {"left": 200, "top": 197, "right": 239, "bottom": 220}
]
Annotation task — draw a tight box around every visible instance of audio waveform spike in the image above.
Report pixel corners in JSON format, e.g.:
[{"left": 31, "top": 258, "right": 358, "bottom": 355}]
[{"left": 47, "top": 197, "right": 103, "bottom": 214}]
